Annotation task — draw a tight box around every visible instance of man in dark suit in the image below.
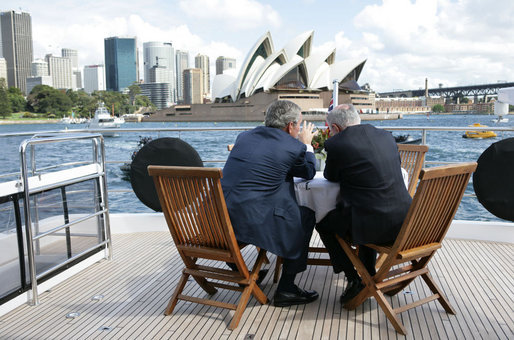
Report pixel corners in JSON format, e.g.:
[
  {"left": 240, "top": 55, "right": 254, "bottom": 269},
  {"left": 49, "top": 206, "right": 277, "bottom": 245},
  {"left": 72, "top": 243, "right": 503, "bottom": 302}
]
[
  {"left": 222, "top": 100, "right": 319, "bottom": 307},
  {"left": 317, "top": 104, "right": 412, "bottom": 304}
]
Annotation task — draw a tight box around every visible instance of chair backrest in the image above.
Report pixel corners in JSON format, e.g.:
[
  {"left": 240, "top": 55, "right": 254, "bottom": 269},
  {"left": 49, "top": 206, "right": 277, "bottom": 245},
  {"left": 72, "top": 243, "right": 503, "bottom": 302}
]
[
  {"left": 398, "top": 144, "right": 429, "bottom": 197},
  {"left": 148, "top": 166, "right": 247, "bottom": 271},
  {"left": 391, "top": 162, "right": 477, "bottom": 256}
]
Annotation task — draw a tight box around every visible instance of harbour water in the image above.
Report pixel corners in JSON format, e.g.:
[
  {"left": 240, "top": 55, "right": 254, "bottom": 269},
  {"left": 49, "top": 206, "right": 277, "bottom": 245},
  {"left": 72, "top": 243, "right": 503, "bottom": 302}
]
[{"left": 0, "top": 114, "right": 513, "bottom": 224}]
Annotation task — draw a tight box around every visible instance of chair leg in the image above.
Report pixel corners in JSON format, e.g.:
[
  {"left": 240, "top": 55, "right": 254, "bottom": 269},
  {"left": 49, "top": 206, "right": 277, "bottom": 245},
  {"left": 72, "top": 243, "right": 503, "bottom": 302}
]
[
  {"left": 273, "top": 256, "right": 282, "bottom": 283},
  {"left": 230, "top": 249, "right": 269, "bottom": 330},
  {"left": 374, "top": 290, "right": 408, "bottom": 335},
  {"left": 165, "top": 273, "right": 190, "bottom": 315},
  {"left": 421, "top": 272, "right": 456, "bottom": 314},
  {"left": 375, "top": 252, "right": 387, "bottom": 269}
]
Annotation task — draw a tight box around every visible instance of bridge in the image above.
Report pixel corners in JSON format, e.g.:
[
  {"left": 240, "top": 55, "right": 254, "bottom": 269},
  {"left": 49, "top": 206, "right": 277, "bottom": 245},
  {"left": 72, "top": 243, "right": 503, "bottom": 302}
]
[{"left": 379, "top": 82, "right": 514, "bottom": 98}]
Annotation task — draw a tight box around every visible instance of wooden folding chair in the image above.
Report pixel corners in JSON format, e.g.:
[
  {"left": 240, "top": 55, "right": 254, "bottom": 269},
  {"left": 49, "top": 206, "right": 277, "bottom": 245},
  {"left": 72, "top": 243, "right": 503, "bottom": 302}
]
[
  {"left": 148, "top": 166, "right": 269, "bottom": 330},
  {"left": 336, "top": 162, "right": 477, "bottom": 335},
  {"left": 273, "top": 144, "right": 429, "bottom": 282},
  {"left": 397, "top": 144, "right": 429, "bottom": 197}
]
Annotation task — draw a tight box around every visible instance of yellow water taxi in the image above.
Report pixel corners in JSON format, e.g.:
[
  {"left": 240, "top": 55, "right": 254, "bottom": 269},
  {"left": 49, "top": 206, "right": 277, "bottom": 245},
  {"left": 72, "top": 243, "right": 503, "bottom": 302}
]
[{"left": 463, "top": 123, "right": 497, "bottom": 138}]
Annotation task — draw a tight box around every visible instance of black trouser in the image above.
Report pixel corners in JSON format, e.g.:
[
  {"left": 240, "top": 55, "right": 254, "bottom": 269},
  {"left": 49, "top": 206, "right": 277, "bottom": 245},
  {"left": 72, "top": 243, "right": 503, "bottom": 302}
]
[{"left": 315, "top": 207, "right": 376, "bottom": 281}]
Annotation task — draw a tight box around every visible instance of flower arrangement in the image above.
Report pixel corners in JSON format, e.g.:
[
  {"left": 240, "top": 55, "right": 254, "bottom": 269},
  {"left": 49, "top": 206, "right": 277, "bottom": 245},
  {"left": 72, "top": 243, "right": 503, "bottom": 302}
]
[{"left": 311, "top": 127, "right": 330, "bottom": 153}]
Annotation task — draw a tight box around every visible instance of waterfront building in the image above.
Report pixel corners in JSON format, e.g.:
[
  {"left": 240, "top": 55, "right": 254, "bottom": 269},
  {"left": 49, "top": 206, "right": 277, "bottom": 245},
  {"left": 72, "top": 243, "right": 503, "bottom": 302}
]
[
  {"left": 83, "top": 64, "right": 106, "bottom": 94},
  {"left": 0, "top": 58, "right": 7, "bottom": 82},
  {"left": 195, "top": 54, "right": 210, "bottom": 99},
  {"left": 143, "top": 41, "right": 176, "bottom": 105},
  {"left": 0, "top": 10, "right": 33, "bottom": 94},
  {"left": 45, "top": 54, "right": 73, "bottom": 90},
  {"left": 104, "top": 37, "right": 138, "bottom": 92},
  {"left": 140, "top": 82, "right": 170, "bottom": 109},
  {"left": 183, "top": 68, "right": 203, "bottom": 104},
  {"left": 175, "top": 50, "right": 189, "bottom": 103},
  {"left": 31, "top": 59, "right": 48, "bottom": 77},
  {"left": 25, "top": 75, "right": 52, "bottom": 95},
  {"left": 215, "top": 56, "right": 236, "bottom": 75}
]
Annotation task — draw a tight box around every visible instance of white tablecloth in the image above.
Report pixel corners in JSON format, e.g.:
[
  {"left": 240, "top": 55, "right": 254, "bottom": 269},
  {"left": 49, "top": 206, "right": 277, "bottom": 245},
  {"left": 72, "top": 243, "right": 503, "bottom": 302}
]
[{"left": 294, "top": 169, "right": 409, "bottom": 223}]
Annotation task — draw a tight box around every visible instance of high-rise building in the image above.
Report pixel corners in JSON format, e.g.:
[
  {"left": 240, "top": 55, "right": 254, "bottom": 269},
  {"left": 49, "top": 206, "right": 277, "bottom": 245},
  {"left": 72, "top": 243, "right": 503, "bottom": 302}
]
[
  {"left": 215, "top": 56, "right": 236, "bottom": 75},
  {"left": 143, "top": 41, "right": 176, "bottom": 106},
  {"left": 175, "top": 50, "right": 189, "bottom": 103},
  {"left": 104, "top": 36, "right": 138, "bottom": 92},
  {"left": 183, "top": 68, "right": 203, "bottom": 104},
  {"left": 83, "top": 64, "right": 106, "bottom": 94},
  {"left": 0, "top": 11, "right": 33, "bottom": 94},
  {"left": 31, "top": 59, "right": 48, "bottom": 77},
  {"left": 61, "top": 48, "right": 82, "bottom": 89},
  {"left": 195, "top": 54, "right": 210, "bottom": 98},
  {"left": 0, "top": 58, "right": 7, "bottom": 82},
  {"left": 140, "top": 83, "right": 170, "bottom": 110},
  {"left": 26, "top": 76, "right": 52, "bottom": 95},
  {"left": 45, "top": 54, "right": 73, "bottom": 90}
]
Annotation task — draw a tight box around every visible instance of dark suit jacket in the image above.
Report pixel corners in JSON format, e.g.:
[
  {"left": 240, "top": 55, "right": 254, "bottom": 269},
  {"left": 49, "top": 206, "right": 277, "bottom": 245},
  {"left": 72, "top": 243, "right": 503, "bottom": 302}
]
[
  {"left": 221, "top": 126, "right": 316, "bottom": 259},
  {"left": 323, "top": 124, "right": 412, "bottom": 245}
]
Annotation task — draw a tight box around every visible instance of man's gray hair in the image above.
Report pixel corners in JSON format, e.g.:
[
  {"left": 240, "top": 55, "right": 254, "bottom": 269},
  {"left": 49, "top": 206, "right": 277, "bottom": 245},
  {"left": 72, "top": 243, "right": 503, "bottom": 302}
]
[
  {"left": 327, "top": 104, "right": 361, "bottom": 129},
  {"left": 264, "top": 100, "right": 302, "bottom": 129}
]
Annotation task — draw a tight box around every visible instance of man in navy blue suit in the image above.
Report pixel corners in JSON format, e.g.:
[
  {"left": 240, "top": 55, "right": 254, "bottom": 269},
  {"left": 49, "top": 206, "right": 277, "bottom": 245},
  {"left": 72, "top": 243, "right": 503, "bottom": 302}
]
[
  {"left": 317, "top": 104, "right": 412, "bottom": 304},
  {"left": 222, "top": 100, "right": 319, "bottom": 307}
]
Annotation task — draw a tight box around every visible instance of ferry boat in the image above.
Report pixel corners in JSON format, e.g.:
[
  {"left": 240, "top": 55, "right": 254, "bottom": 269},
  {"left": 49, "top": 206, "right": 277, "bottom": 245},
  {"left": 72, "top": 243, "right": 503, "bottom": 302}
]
[
  {"left": 0, "top": 126, "right": 512, "bottom": 339},
  {"left": 88, "top": 102, "right": 124, "bottom": 136}
]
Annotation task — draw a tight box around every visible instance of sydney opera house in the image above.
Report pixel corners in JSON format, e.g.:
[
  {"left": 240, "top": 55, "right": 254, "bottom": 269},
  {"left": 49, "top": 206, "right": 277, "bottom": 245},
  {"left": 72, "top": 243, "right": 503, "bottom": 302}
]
[{"left": 147, "top": 30, "right": 372, "bottom": 122}]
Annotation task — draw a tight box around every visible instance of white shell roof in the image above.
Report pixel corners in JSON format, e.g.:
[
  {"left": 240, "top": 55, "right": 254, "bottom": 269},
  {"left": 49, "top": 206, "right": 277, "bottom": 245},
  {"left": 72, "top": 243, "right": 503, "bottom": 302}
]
[{"left": 212, "top": 31, "right": 367, "bottom": 101}]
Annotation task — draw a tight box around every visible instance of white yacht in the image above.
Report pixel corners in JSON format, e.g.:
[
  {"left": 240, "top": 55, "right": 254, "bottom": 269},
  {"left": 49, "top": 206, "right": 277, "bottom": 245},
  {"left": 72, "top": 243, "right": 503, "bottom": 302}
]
[{"left": 88, "top": 102, "right": 124, "bottom": 135}]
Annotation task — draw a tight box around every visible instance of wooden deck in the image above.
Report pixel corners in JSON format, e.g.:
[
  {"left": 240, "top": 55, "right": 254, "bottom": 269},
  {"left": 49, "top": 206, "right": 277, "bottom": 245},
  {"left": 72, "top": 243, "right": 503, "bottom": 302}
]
[{"left": 0, "top": 231, "right": 512, "bottom": 339}]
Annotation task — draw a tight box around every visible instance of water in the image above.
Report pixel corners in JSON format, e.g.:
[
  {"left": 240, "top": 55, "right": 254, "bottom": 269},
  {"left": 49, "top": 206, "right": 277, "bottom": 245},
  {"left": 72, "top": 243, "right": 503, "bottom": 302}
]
[{"left": 1, "top": 114, "right": 513, "bottom": 223}]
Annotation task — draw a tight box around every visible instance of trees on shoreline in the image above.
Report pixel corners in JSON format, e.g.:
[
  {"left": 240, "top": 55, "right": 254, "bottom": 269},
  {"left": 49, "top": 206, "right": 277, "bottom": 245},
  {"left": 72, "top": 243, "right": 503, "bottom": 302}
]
[{"left": 0, "top": 80, "right": 155, "bottom": 119}]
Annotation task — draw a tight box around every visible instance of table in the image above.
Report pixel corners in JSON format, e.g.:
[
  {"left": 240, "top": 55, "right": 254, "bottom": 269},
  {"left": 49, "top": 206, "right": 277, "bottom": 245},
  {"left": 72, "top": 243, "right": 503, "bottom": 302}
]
[{"left": 294, "top": 170, "right": 409, "bottom": 223}]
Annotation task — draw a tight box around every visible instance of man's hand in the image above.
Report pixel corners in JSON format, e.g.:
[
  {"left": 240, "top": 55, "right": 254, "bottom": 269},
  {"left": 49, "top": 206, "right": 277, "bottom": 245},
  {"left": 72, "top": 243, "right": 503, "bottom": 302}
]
[{"left": 298, "top": 121, "right": 318, "bottom": 145}]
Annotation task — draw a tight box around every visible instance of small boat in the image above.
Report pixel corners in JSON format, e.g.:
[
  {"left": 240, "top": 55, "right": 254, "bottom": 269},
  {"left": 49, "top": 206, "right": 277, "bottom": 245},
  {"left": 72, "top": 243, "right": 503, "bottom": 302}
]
[
  {"left": 492, "top": 116, "right": 509, "bottom": 123},
  {"left": 88, "top": 102, "right": 125, "bottom": 136},
  {"left": 394, "top": 134, "right": 422, "bottom": 144},
  {"left": 462, "top": 123, "right": 497, "bottom": 139}
]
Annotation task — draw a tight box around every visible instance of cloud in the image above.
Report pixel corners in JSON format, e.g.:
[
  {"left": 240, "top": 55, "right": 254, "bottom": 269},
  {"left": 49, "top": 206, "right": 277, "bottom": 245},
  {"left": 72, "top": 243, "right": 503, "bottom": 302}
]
[
  {"left": 350, "top": 0, "right": 514, "bottom": 91},
  {"left": 179, "top": 0, "right": 281, "bottom": 29}
]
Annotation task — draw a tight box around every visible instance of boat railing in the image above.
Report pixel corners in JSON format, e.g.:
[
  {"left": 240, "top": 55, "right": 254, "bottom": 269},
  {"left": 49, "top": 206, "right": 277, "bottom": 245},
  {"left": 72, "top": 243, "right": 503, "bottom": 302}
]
[{"left": 0, "top": 133, "right": 112, "bottom": 307}]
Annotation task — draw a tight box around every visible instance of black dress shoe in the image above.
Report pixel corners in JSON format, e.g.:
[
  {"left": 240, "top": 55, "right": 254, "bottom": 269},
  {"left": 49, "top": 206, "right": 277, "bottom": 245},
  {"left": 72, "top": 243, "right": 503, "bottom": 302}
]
[
  {"left": 340, "top": 278, "right": 364, "bottom": 304},
  {"left": 273, "top": 286, "right": 319, "bottom": 307}
]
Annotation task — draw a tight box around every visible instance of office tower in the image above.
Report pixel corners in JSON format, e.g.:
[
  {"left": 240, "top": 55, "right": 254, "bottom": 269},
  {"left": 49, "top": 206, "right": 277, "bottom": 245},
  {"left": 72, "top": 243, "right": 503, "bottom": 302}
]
[
  {"left": 45, "top": 54, "right": 73, "bottom": 89},
  {"left": 62, "top": 48, "right": 82, "bottom": 89},
  {"left": 143, "top": 41, "right": 176, "bottom": 105},
  {"left": 83, "top": 64, "right": 106, "bottom": 94},
  {"left": 104, "top": 36, "right": 138, "bottom": 92},
  {"left": 140, "top": 83, "right": 170, "bottom": 109},
  {"left": 195, "top": 54, "right": 210, "bottom": 98},
  {"left": 26, "top": 76, "right": 52, "bottom": 94},
  {"left": 31, "top": 59, "right": 48, "bottom": 76},
  {"left": 175, "top": 50, "right": 189, "bottom": 103},
  {"left": 0, "top": 58, "right": 7, "bottom": 81},
  {"left": 0, "top": 11, "right": 33, "bottom": 94},
  {"left": 183, "top": 68, "right": 203, "bottom": 104},
  {"left": 215, "top": 56, "right": 236, "bottom": 75}
]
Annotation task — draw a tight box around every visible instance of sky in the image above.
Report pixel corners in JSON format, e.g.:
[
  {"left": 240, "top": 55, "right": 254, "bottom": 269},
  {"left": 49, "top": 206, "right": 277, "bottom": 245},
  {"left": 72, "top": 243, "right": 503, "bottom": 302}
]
[{"left": 2, "top": 0, "right": 514, "bottom": 93}]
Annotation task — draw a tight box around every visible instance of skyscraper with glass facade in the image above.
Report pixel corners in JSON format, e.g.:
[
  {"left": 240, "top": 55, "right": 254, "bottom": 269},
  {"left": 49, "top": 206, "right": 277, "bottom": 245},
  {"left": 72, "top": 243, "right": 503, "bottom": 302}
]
[
  {"left": 175, "top": 50, "right": 189, "bottom": 103},
  {"left": 0, "top": 10, "right": 33, "bottom": 94},
  {"left": 143, "top": 41, "right": 176, "bottom": 105},
  {"left": 104, "top": 37, "right": 138, "bottom": 92},
  {"left": 195, "top": 54, "right": 210, "bottom": 99}
]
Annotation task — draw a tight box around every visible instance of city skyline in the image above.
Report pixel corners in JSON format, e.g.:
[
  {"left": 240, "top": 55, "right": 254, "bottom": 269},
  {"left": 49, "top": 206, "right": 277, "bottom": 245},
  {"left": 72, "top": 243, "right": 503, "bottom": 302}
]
[{"left": 1, "top": 0, "right": 513, "bottom": 93}]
